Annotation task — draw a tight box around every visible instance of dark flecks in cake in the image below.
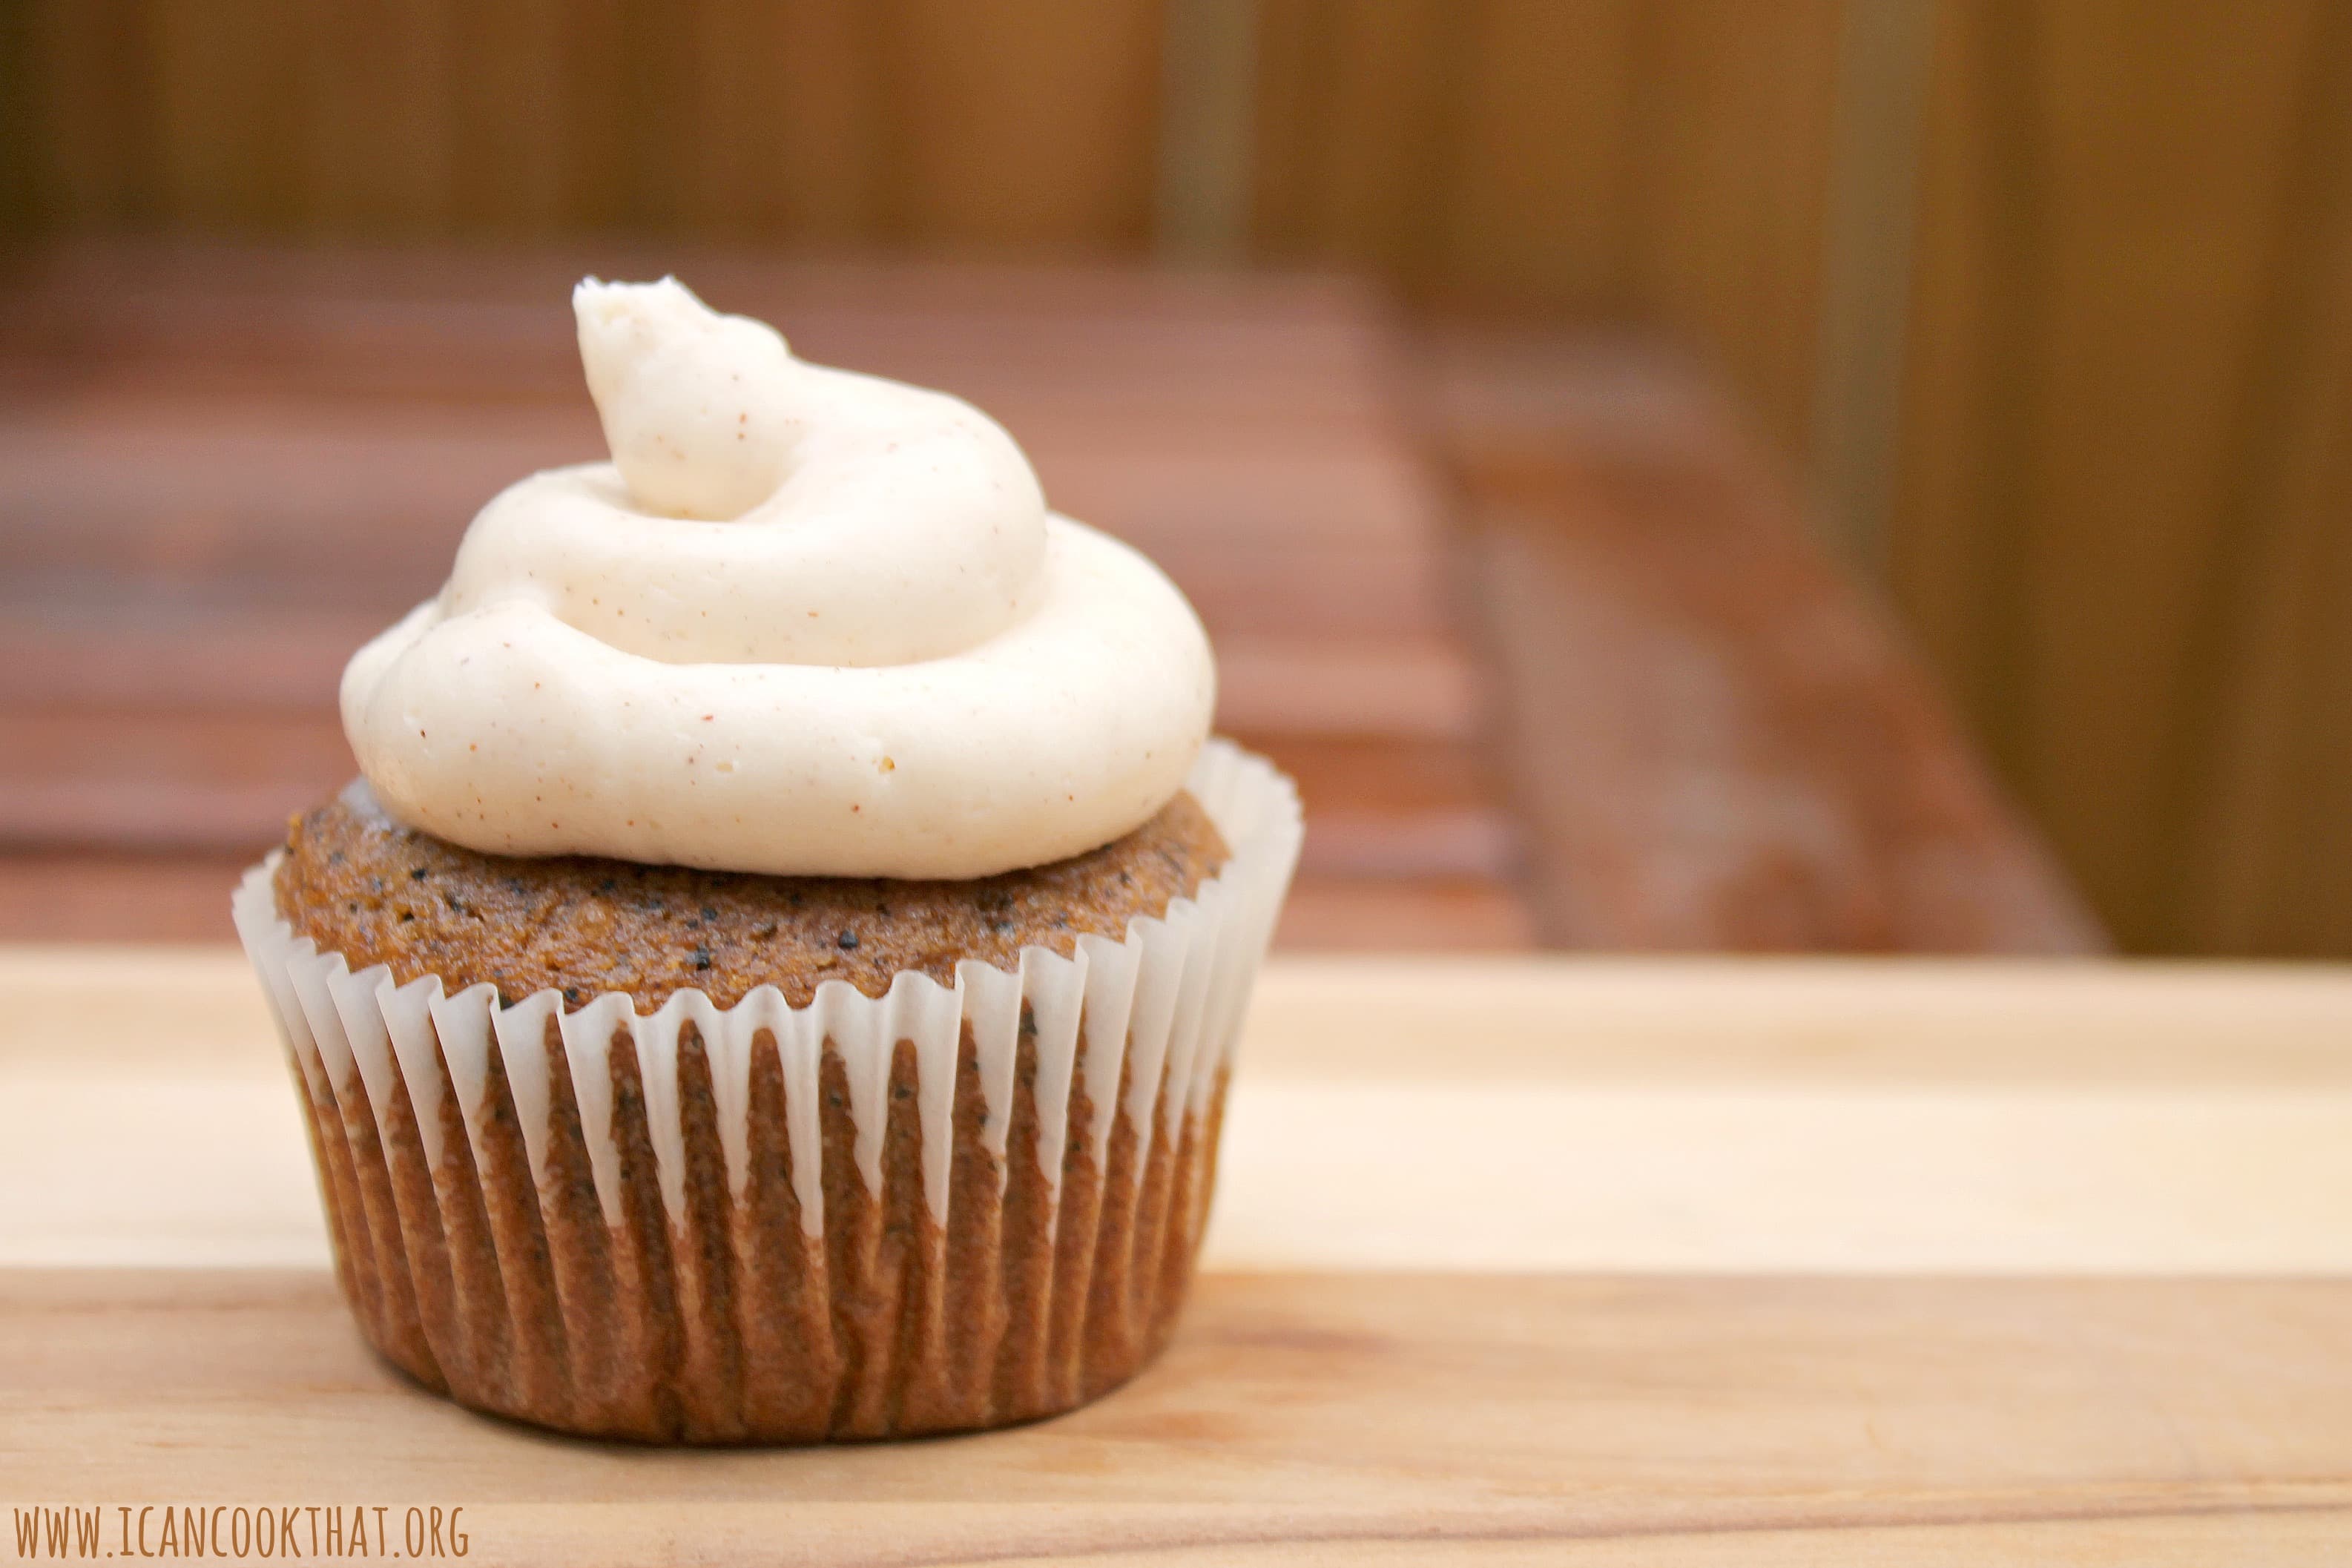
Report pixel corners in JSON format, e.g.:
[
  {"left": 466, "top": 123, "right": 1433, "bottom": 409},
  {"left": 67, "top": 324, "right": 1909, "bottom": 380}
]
[{"left": 271, "top": 791, "right": 1229, "bottom": 1012}]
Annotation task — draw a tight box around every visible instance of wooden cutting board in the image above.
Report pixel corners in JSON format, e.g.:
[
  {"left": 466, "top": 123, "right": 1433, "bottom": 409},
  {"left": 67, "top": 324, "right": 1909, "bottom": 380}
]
[{"left": 4, "top": 952, "right": 2350, "bottom": 1564}]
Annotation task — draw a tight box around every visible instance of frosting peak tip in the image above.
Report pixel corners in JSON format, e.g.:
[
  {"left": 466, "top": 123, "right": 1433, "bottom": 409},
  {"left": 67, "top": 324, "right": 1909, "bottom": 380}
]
[
  {"left": 571, "top": 274, "right": 720, "bottom": 335},
  {"left": 573, "top": 275, "right": 795, "bottom": 520}
]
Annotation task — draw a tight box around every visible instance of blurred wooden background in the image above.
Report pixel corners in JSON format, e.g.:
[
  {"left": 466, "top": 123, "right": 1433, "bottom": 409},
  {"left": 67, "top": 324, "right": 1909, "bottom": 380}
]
[{"left": 2, "top": 0, "right": 2346, "bottom": 958}]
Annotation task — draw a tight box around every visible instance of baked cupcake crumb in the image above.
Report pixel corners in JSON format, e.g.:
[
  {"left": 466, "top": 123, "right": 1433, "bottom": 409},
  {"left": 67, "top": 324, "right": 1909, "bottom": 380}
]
[{"left": 274, "top": 788, "right": 1230, "bottom": 1011}]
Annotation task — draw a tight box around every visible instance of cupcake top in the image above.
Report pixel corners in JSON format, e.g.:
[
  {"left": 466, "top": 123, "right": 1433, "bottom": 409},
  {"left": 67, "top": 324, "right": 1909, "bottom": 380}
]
[{"left": 340, "top": 279, "right": 1215, "bottom": 879}]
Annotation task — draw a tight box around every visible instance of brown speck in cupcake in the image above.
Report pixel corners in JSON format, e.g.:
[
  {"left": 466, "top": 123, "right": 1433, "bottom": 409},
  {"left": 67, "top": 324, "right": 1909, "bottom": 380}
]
[{"left": 269, "top": 791, "right": 1225, "bottom": 1010}]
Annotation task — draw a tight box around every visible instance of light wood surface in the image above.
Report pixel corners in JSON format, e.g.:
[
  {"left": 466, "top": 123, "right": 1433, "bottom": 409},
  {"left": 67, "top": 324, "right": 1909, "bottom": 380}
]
[
  {"left": 7, "top": 950, "right": 2350, "bottom": 1273},
  {"left": 4, "top": 950, "right": 2348, "bottom": 1562},
  {"left": 9, "top": 1271, "right": 2348, "bottom": 1566}
]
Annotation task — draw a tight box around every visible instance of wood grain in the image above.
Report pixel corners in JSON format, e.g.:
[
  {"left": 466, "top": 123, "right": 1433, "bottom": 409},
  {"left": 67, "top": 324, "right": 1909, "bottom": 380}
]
[
  {"left": 1250, "top": 0, "right": 1844, "bottom": 461},
  {"left": 1891, "top": 0, "right": 2352, "bottom": 958},
  {"left": 8, "top": 0, "right": 1168, "bottom": 253},
  {"left": 3, "top": 1270, "right": 2347, "bottom": 1565},
  {"left": 7, "top": 951, "right": 2348, "bottom": 1273},
  {"left": 1426, "top": 330, "right": 2103, "bottom": 952},
  {"left": 1, "top": 952, "right": 2348, "bottom": 1562},
  {"left": 4, "top": 1, "right": 1849, "bottom": 466}
]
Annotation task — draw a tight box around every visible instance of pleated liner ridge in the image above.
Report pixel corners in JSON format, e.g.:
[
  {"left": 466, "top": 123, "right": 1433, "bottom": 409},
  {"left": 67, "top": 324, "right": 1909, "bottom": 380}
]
[{"left": 233, "top": 740, "right": 1301, "bottom": 1443}]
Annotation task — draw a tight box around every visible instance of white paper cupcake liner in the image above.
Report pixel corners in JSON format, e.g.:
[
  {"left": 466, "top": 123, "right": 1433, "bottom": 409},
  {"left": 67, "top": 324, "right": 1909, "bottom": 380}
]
[{"left": 233, "top": 739, "right": 1300, "bottom": 1442}]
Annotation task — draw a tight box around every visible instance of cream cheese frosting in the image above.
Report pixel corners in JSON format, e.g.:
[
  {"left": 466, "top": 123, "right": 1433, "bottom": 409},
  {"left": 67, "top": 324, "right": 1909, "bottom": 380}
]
[{"left": 340, "top": 277, "right": 1216, "bottom": 877}]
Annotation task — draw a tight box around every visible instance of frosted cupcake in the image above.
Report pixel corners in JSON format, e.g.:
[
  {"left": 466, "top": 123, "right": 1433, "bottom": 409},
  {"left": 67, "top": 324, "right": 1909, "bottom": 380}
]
[{"left": 234, "top": 280, "right": 1302, "bottom": 1443}]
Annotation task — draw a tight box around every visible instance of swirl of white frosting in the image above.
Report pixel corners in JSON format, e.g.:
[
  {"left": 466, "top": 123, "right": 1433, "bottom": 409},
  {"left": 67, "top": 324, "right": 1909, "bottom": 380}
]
[{"left": 340, "top": 277, "right": 1215, "bottom": 877}]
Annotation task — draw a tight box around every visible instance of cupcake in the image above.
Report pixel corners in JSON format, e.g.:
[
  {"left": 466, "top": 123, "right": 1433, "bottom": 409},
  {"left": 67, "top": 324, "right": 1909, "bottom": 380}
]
[{"left": 234, "top": 278, "right": 1301, "bottom": 1443}]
